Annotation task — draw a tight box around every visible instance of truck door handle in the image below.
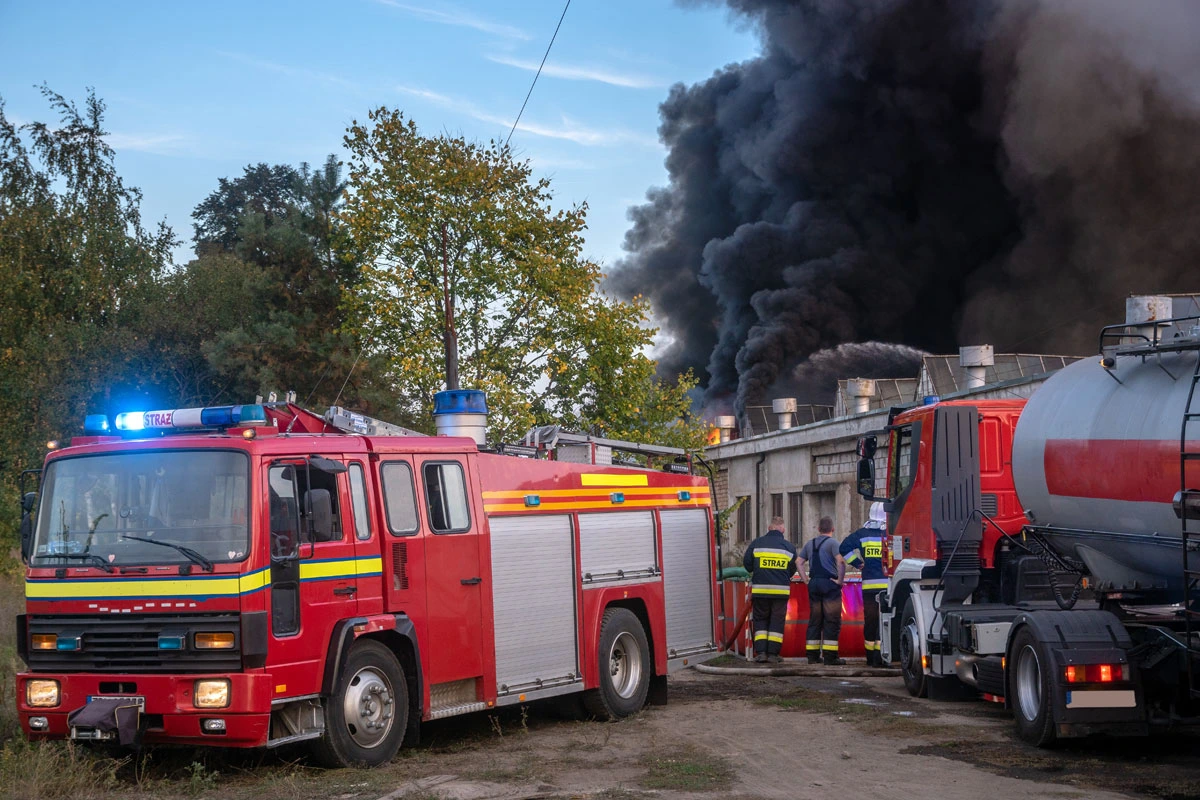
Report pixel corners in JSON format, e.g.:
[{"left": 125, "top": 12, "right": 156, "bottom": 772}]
[
  {"left": 333, "top": 586, "right": 358, "bottom": 596},
  {"left": 461, "top": 577, "right": 481, "bottom": 586}
]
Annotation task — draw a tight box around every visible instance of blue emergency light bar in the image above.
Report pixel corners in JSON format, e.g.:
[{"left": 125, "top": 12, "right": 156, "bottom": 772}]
[{"left": 107, "top": 404, "right": 267, "bottom": 433}]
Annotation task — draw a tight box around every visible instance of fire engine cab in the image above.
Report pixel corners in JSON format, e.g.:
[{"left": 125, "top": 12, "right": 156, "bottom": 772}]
[{"left": 15, "top": 392, "right": 718, "bottom": 766}]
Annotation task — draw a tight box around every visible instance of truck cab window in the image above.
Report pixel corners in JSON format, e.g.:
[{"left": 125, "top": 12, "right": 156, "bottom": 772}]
[
  {"left": 268, "top": 462, "right": 343, "bottom": 552},
  {"left": 890, "top": 426, "right": 914, "bottom": 499},
  {"left": 349, "top": 463, "right": 372, "bottom": 541},
  {"left": 381, "top": 462, "right": 419, "bottom": 536},
  {"left": 423, "top": 462, "right": 470, "bottom": 533}
]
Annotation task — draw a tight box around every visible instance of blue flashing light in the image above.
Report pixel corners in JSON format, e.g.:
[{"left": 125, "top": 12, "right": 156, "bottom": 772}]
[
  {"left": 83, "top": 415, "right": 110, "bottom": 434},
  {"left": 236, "top": 404, "right": 266, "bottom": 424},
  {"left": 56, "top": 635, "right": 81, "bottom": 652},
  {"left": 678, "top": 490, "right": 691, "bottom": 501},
  {"left": 524, "top": 495, "right": 541, "bottom": 507},
  {"left": 157, "top": 635, "right": 185, "bottom": 651},
  {"left": 200, "top": 406, "right": 235, "bottom": 427},
  {"left": 114, "top": 411, "right": 146, "bottom": 432},
  {"left": 432, "top": 389, "right": 488, "bottom": 416},
  {"left": 610, "top": 492, "right": 625, "bottom": 504},
  {"left": 923, "top": 395, "right": 940, "bottom": 405}
]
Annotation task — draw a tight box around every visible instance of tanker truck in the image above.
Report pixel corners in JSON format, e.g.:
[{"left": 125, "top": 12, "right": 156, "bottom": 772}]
[{"left": 855, "top": 299, "right": 1200, "bottom": 745}]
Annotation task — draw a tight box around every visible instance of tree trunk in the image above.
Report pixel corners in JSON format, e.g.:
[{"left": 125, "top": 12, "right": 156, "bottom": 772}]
[{"left": 441, "top": 222, "right": 459, "bottom": 390}]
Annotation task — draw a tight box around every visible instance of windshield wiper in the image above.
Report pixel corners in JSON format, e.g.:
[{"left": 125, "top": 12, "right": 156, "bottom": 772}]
[
  {"left": 120, "top": 535, "right": 214, "bottom": 572},
  {"left": 49, "top": 552, "right": 115, "bottom": 573}
]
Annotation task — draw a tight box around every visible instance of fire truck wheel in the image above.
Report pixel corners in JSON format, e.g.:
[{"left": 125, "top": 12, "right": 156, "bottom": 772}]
[
  {"left": 1009, "top": 627, "right": 1057, "bottom": 747},
  {"left": 583, "top": 608, "right": 651, "bottom": 720},
  {"left": 311, "top": 640, "right": 408, "bottom": 768},
  {"left": 899, "top": 598, "right": 928, "bottom": 698}
]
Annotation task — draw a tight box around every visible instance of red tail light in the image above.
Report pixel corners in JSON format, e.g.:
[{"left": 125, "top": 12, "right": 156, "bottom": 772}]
[{"left": 1064, "top": 663, "right": 1127, "bottom": 683}]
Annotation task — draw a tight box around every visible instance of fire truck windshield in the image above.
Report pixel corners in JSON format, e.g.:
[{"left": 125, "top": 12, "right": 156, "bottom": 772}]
[{"left": 30, "top": 450, "right": 250, "bottom": 568}]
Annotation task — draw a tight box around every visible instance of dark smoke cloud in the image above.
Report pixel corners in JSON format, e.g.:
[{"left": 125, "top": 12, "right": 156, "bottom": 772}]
[
  {"left": 612, "top": 0, "right": 1200, "bottom": 416},
  {"left": 784, "top": 342, "right": 928, "bottom": 405}
]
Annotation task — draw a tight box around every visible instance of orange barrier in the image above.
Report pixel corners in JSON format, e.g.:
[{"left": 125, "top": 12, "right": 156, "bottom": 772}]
[{"left": 717, "top": 576, "right": 866, "bottom": 659}]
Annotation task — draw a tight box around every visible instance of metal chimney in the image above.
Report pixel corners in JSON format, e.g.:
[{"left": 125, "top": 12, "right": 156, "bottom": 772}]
[
  {"left": 1125, "top": 295, "right": 1173, "bottom": 345},
  {"left": 846, "top": 379, "right": 876, "bottom": 414},
  {"left": 714, "top": 415, "right": 737, "bottom": 443},
  {"left": 959, "top": 345, "right": 994, "bottom": 391},
  {"left": 772, "top": 398, "right": 798, "bottom": 430}
]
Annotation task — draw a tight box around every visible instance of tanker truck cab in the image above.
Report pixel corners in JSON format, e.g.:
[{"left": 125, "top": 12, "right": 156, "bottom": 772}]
[{"left": 856, "top": 400, "right": 1033, "bottom": 699}]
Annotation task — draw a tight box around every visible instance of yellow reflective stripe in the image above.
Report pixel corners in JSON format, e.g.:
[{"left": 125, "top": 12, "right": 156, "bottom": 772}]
[
  {"left": 754, "top": 631, "right": 770, "bottom": 641},
  {"left": 483, "top": 486, "right": 709, "bottom": 499},
  {"left": 300, "top": 558, "right": 375, "bottom": 581},
  {"left": 766, "top": 633, "right": 784, "bottom": 643},
  {"left": 355, "top": 556, "right": 383, "bottom": 576},
  {"left": 26, "top": 568, "right": 270, "bottom": 600},
  {"left": 862, "top": 580, "right": 889, "bottom": 590},
  {"left": 821, "top": 643, "right": 839, "bottom": 651},
  {"left": 581, "top": 473, "right": 648, "bottom": 487},
  {"left": 485, "top": 498, "right": 709, "bottom": 512},
  {"left": 750, "top": 586, "right": 790, "bottom": 596}
]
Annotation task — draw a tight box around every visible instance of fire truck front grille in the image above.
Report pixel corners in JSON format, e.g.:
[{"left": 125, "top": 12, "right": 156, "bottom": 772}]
[{"left": 25, "top": 613, "right": 242, "bottom": 673}]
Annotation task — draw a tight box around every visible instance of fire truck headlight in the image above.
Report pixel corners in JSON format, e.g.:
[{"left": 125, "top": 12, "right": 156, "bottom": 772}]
[
  {"left": 26, "top": 679, "right": 60, "bottom": 708},
  {"left": 194, "top": 679, "right": 230, "bottom": 708},
  {"left": 194, "top": 632, "right": 236, "bottom": 650}
]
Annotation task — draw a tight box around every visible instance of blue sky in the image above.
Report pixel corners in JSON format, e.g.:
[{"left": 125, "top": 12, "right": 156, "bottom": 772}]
[{"left": 0, "top": 0, "right": 757, "bottom": 268}]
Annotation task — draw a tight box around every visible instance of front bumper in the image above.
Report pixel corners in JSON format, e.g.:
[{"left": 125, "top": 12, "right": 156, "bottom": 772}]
[{"left": 18, "top": 671, "right": 273, "bottom": 747}]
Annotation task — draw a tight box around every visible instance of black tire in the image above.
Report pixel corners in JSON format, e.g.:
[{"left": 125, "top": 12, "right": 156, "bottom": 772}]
[
  {"left": 899, "top": 597, "right": 928, "bottom": 698},
  {"left": 1008, "top": 626, "right": 1057, "bottom": 747},
  {"left": 311, "top": 640, "right": 408, "bottom": 767},
  {"left": 583, "top": 608, "right": 651, "bottom": 720}
]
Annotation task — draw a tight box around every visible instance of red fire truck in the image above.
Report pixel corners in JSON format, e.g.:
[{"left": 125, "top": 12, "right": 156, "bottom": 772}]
[
  {"left": 15, "top": 393, "right": 718, "bottom": 766},
  {"left": 856, "top": 308, "right": 1200, "bottom": 744}
]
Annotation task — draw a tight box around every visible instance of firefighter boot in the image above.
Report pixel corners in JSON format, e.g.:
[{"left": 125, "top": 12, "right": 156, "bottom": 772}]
[
  {"left": 865, "top": 651, "right": 879, "bottom": 668},
  {"left": 823, "top": 652, "right": 846, "bottom": 666},
  {"left": 806, "top": 651, "right": 821, "bottom": 664}
]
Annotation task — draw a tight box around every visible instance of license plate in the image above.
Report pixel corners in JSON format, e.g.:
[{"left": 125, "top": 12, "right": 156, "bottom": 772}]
[
  {"left": 85, "top": 695, "right": 145, "bottom": 707},
  {"left": 1065, "top": 689, "right": 1136, "bottom": 709}
]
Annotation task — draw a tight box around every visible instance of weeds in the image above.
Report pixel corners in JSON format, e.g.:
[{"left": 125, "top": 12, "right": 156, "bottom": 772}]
[
  {"left": 638, "top": 745, "right": 734, "bottom": 792},
  {"left": 186, "top": 759, "right": 220, "bottom": 795}
]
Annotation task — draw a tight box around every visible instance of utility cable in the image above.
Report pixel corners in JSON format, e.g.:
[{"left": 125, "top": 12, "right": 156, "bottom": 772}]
[{"left": 505, "top": 0, "right": 571, "bottom": 148}]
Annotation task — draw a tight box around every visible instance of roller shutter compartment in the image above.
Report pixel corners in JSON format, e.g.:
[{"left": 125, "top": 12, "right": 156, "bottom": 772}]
[
  {"left": 489, "top": 515, "right": 579, "bottom": 694},
  {"left": 578, "top": 511, "right": 658, "bottom": 583},
  {"left": 660, "top": 509, "right": 715, "bottom": 656}
]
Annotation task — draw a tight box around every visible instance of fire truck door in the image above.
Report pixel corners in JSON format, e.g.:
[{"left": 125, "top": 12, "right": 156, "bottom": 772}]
[{"left": 416, "top": 456, "right": 484, "bottom": 685}]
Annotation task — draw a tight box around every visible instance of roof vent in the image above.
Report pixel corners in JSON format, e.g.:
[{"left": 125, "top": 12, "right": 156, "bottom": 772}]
[
  {"left": 772, "top": 398, "right": 798, "bottom": 430},
  {"left": 846, "top": 378, "right": 876, "bottom": 414},
  {"left": 959, "top": 345, "right": 994, "bottom": 391}
]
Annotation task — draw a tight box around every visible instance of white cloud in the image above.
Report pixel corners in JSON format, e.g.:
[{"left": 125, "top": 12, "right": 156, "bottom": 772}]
[
  {"left": 104, "top": 132, "right": 192, "bottom": 156},
  {"left": 373, "top": 0, "right": 529, "bottom": 40},
  {"left": 486, "top": 54, "right": 663, "bottom": 89},
  {"left": 395, "top": 84, "right": 657, "bottom": 148},
  {"left": 217, "top": 51, "right": 363, "bottom": 94}
]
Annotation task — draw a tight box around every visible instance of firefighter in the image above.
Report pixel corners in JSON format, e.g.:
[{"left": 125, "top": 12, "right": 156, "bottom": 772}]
[
  {"left": 798, "top": 516, "right": 846, "bottom": 665},
  {"left": 742, "top": 515, "right": 797, "bottom": 663},
  {"left": 839, "top": 502, "right": 888, "bottom": 666}
]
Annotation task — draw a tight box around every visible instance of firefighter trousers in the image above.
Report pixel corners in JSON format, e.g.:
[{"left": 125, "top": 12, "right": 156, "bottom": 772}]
[
  {"left": 751, "top": 596, "right": 787, "bottom": 656},
  {"left": 805, "top": 579, "right": 842, "bottom": 659},
  {"left": 862, "top": 588, "right": 883, "bottom": 661}
]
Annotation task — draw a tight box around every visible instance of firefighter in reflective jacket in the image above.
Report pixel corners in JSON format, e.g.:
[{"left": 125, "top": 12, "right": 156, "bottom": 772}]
[
  {"left": 742, "top": 515, "right": 797, "bottom": 663},
  {"left": 839, "top": 502, "right": 888, "bottom": 666}
]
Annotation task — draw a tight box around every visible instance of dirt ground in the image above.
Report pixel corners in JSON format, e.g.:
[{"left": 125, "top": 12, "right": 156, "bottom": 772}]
[{"left": 17, "top": 664, "right": 1200, "bottom": 800}]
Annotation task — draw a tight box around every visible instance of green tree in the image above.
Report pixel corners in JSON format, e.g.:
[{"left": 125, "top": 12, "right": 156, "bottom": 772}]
[
  {"left": 184, "top": 155, "right": 389, "bottom": 413},
  {"left": 0, "top": 87, "right": 176, "bottom": 546},
  {"left": 341, "top": 108, "right": 705, "bottom": 445}
]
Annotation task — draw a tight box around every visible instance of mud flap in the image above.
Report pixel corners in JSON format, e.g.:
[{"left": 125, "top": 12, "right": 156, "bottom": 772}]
[{"left": 648, "top": 674, "right": 668, "bottom": 707}]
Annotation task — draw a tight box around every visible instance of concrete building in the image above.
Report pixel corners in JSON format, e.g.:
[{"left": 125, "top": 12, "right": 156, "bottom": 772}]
[{"left": 705, "top": 348, "right": 1082, "bottom": 565}]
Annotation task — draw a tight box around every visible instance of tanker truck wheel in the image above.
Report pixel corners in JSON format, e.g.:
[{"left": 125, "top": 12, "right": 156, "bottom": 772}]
[
  {"left": 899, "top": 598, "right": 927, "bottom": 698},
  {"left": 311, "top": 640, "right": 408, "bottom": 767},
  {"left": 583, "top": 608, "right": 651, "bottom": 720},
  {"left": 1009, "top": 627, "right": 1057, "bottom": 746}
]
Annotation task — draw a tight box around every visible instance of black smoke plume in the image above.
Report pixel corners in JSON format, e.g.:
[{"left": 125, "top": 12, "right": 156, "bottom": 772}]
[
  {"left": 611, "top": 0, "right": 1200, "bottom": 416},
  {"left": 785, "top": 342, "right": 927, "bottom": 406}
]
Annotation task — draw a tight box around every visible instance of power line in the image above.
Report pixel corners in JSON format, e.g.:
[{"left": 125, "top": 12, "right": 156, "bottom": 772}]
[{"left": 505, "top": 0, "right": 571, "bottom": 148}]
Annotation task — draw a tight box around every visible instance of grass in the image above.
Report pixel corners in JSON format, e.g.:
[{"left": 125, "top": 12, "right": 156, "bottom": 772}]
[
  {"left": 754, "top": 687, "right": 940, "bottom": 739},
  {"left": 638, "top": 745, "right": 734, "bottom": 792}
]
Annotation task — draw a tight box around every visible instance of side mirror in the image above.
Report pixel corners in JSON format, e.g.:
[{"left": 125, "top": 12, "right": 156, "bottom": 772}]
[
  {"left": 19, "top": 492, "right": 36, "bottom": 563},
  {"left": 305, "top": 488, "right": 333, "bottom": 542},
  {"left": 856, "top": 434, "right": 877, "bottom": 459},
  {"left": 856, "top": 458, "right": 876, "bottom": 499}
]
